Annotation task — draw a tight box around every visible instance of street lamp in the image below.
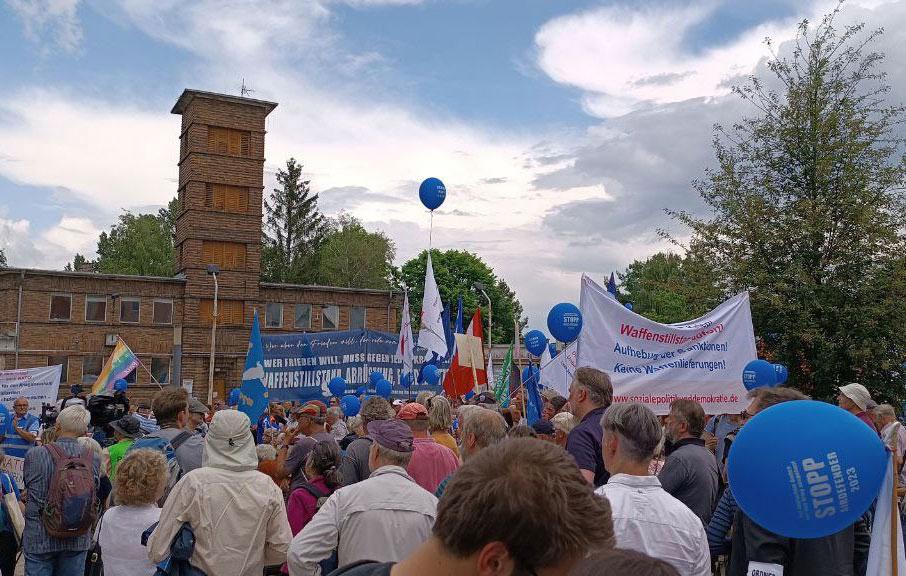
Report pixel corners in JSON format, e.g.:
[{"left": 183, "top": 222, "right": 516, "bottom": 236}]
[
  {"left": 206, "top": 264, "right": 220, "bottom": 405},
  {"left": 473, "top": 282, "right": 492, "bottom": 354}
]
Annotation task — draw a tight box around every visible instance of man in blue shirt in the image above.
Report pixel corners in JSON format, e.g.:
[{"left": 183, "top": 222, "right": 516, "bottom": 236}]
[{"left": 1, "top": 397, "right": 40, "bottom": 462}]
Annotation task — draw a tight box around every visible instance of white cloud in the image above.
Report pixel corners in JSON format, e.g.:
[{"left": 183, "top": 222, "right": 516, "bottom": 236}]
[{"left": 5, "top": 0, "right": 83, "bottom": 52}]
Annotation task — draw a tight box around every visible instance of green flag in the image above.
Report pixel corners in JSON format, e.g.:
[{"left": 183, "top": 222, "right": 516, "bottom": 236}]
[{"left": 494, "top": 343, "right": 513, "bottom": 408}]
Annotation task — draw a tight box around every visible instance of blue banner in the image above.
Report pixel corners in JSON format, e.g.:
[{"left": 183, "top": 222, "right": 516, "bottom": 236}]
[{"left": 262, "top": 329, "right": 446, "bottom": 402}]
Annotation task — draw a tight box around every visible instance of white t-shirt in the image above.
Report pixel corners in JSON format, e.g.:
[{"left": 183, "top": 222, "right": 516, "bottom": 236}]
[{"left": 99, "top": 504, "right": 162, "bottom": 576}]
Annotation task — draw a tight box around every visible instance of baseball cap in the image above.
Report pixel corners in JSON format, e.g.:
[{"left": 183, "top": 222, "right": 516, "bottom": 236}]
[
  {"left": 367, "top": 419, "right": 414, "bottom": 453},
  {"left": 397, "top": 402, "right": 428, "bottom": 421}
]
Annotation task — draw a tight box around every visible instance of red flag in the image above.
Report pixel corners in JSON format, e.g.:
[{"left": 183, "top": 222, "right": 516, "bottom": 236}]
[{"left": 443, "top": 309, "right": 487, "bottom": 397}]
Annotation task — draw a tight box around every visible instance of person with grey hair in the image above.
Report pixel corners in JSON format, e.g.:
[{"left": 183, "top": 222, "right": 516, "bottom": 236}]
[
  {"left": 596, "top": 403, "right": 710, "bottom": 576},
  {"left": 287, "top": 419, "right": 437, "bottom": 575},
  {"left": 567, "top": 367, "right": 613, "bottom": 486},
  {"left": 339, "top": 397, "right": 396, "bottom": 486},
  {"left": 874, "top": 403, "right": 906, "bottom": 484},
  {"left": 327, "top": 406, "right": 348, "bottom": 443},
  {"left": 23, "top": 405, "right": 100, "bottom": 575}
]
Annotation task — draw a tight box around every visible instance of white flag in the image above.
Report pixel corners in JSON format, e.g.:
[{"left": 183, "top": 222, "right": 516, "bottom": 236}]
[
  {"left": 417, "top": 254, "right": 448, "bottom": 360},
  {"left": 867, "top": 451, "right": 906, "bottom": 575},
  {"left": 397, "top": 291, "right": 415, "bottom": 374}
]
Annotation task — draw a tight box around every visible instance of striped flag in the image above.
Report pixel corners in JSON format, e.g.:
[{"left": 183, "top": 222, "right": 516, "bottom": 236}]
[{"left": 92, "top": 339, "right": 140, "bottom": 395}]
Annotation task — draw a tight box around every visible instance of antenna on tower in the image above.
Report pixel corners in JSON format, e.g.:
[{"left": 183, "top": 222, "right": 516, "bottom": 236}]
[{"left": 240, "top": 78, "right": 255, "bottom": 98}]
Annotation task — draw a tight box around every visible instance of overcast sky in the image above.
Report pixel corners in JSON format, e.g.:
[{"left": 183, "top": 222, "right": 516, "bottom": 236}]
[{"left": 2, "top": 0, "right": 904, "bottom": 330}]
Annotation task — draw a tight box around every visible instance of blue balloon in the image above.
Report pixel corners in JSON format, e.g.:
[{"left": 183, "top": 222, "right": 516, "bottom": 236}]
[
  {"left": 369, "top": 371, "right": 384, "bottom": 386},
  {"left": 376, "top": 379, "right": 393, "bottom": 399},
  {"left": 728, "top": 400, "right": 887, "bottom": 538},
  {"left": 340, "top": 395, "right": 361, "bottom": 418},
  {"left": 624, "top": 302, "right": 634, "bottom": 311},
  {"left": 547, "top": 303, "right": 583, "bottom": 343},
  {"left": 328, "top": 376, "right": 346, "bottom": 397},
  {"left": 228, "top": 388, "right": 241, "bottom": 407},
  {"left": 423, "top": 364, "right": 441, "bottom": 386},
  {"left": 742, "top": 359, "right": 777, "bottom": 390},
  {"left": 419, "top": 177, "right": 446, "bottom": 211},
  {"left": 774, "top": 364, "right": 789, "bottom": 386},
  {"left": 400, "top": 373, "right": 414, "bottom": 388},
  {"left": 548, "top": 343, "right": 558, "bottom": 358},
  {"left": 114, "top": 379, "right": 128, "bottom": 393},
  {"left": 524, "top": 330, "right": 548, "bottom": 357}
]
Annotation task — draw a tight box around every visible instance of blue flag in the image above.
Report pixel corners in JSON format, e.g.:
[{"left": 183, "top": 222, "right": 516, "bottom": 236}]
[
  {"left": 240, "top": 310, "right": 270, "bottom": 427},
  {"left": 607, "top": 272, "right": 617, "bottom": 297}
]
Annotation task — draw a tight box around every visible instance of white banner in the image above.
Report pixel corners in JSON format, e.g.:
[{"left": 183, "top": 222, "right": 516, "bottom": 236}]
[
  {"left": 0, "top": 365, "right": 61, "bottom": 417},
  {"left": 578, "top": 274, "right": 755, "bottom": 415},
  {"left": 540, "top": 341, "right": 577, "bottom": 398}
]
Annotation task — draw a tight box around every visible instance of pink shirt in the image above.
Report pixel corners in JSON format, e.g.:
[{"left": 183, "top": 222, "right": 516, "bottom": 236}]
[{"left": 406, "top": 437, "right": 459, "bottom": 493}]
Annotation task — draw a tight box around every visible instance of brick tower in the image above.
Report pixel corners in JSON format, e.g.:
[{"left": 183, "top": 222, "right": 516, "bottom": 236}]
[{"left": 171, "top": 89, "right": 278, "bottom": 401}]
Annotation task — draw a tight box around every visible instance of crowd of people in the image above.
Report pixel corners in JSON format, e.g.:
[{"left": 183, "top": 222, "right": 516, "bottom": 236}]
[{"left": 0, "top": 371, "right": 897, "bottom": 575}]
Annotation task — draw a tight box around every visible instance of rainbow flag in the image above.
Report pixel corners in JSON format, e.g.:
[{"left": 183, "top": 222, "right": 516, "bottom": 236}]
[{"left": 92, "top": 339, "right": 140, "bottom": 395}]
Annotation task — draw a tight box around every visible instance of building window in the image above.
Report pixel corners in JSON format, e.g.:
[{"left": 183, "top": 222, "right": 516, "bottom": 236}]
[
  {"left": 200, "top": 299, "right": 244, "bottom": 326},
  {"left": 50, "top": 294, "right": 72, "bottom": 321},
  {"left": 48, "top": 356, "right": 68, "bottom": 383},
  {"left": 350, "top": 306, "right": 366, "bottom": 330},
  {"left": 82, "top": 356, "right": 104, "bottom": 384},
  {"left": 153, "top": 300, "right": 173, "bottom": 325},
  {"left": 322, "top": 305, "right": 339, "bottom": 331},
  {"left": 205, "top": 184, "right": 248, "bottom": 214},
  {"left": 265, "top": 303, "right": 283, "bottom": 328},
  {"left": 120, "top": 298, "right": 140, "bottom": 323},
  {"left": 151, "top": 357, "right": 171, "bottom": 384},
  {"left": 85, "top": 296, "right": 107, "bottom": 323},
  {"left": 202, "top": 241, "right": 247, "bottom": 271},
  {"left": 207, "top": 126, "right": 251, "bottom": 157},
  {"left": 295, "top": 304, "right": 312, "bottom": 330}
]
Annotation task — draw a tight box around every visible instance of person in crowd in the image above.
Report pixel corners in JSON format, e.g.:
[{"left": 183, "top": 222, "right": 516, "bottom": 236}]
[
  {"left": 398, "top": 402, "right": 459, "bottom": 493},
  {"left": 332, "top": 438, "right": 615, "bottom": 576},
  {"left": 531, "top": 419, "right": 555, "bottom": 441},
  {"left": 339, "top": 397, "right": 395, "bottom": 486},
  {"left": 571, "top": 549, "right": 681, "bottom": 576},
  {"left": 106, "top": 414, "right": 142, "bottom": 480},
  {"left": 567, "top": 367, "right": 612, "bottom": 487},
  {"left": 149, "top": 409, "right": 291, "bottom": 575},
  {"left": 596, "top": 402, "right": 710, "bottom": 576},
  {"left": 0, "top": 449, "right": 21, "bottom": 576},
  {"left": 287, "top": 419, "right": 438, "bottom": 575},
  {"left": 435, "top": 407, "right": 507, "bottom": 498},
  {"left": 144, "top": 388, "right": 204, "bottom": 474},
  {"left": 551, "top": 412, "right": 577, "bottom": 448},
  {"left": 23, "top": 405, "right": 100, "bottom": 575},
  {"left": 327, "top": 407, "right": 348, "bottom": 443},
  {"left": 55, "top": 384, "right": 86, "bottom": 412},
  {"left": 659, "top": 399, "right": 719, "bottom": 525},
  {"left": 415, "top": 391, "right": 434, "bottom": 408},
  {"left": 286, "top": 440, "right": 341, "bottom": 536},
  {"left": 188, "top": 397, "right": 209, "bottom": 437},
  {"left": 837, "top": 383, "right": 878, "bottom": 433},
  {"left": 284, "top": 402, "right": 338, "bottom": 493},
  {"left": 427, "top": 396, "right": 460, "bottom": 459},
  {"left": 874, "top": 403, "right": 906, "bottom": 484},
  {"left": 703, "top": 412, "right": 742, "bottom": 466},
  {"left": 98, "top": 449, "right": 167, "bottom": 576},
  {"left": 2, "top": 397, "right": 40, "bottom": 461},
  {"left": 508, "top": 424, "right": 537, "bottom": 438},
  {"left": 132, "top": 402, "right": 158, "bottom": 434},
  {"left": 728, "top": 386, "right": 858, "bottom": 576}
]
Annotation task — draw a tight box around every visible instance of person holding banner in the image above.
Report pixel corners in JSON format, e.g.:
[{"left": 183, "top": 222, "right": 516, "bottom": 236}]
[{"left": 566, "top": 368, "right": 613, "bottom": 487}]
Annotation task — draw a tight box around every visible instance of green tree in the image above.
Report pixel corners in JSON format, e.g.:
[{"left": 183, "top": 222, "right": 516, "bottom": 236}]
[
  {"left": 316, "top": 213, "right": 397, "bottom": 289},
  {"left": 671, "top": 8, "right": 906, "bottom": 401},
  {"left": 618, "top": 252, "right": 722, "bottom": 323},
  {"left": 92, "top": 197, "right": 178, "bottom": 276},
  {"left": 399, "top": 249, "right": 525, "bottom": 344},
  {"left": 262, "top": 158, "right": 328, "bottom": 283}
]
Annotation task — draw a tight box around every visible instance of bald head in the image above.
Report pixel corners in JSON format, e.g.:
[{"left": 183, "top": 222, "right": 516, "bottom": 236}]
[{"left": 460, "top": 408, "right": 507, "bottom": 460}]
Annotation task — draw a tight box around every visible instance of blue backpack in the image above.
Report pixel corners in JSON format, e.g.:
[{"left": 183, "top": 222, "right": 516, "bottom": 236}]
[{"left": 126, "top": 431, "right": 193, "bottom": 501}]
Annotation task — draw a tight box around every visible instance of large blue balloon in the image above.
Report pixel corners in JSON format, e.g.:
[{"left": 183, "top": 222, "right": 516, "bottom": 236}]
[
  {"left": 547, "top": 303, "right": 583, "bottom": 343},
  {"left": 376, "top": 379, "right": 393, "bottom": 399},
  {"left": 728, "top": 400, "right": 887, "bottom": 538},
  {"left": 400, "top": 373, "right": 414, "bottom": 388},
  {"left": 328, "top": 376, "right": 347, "bottom": 397},
  {"left": 774, "top": 364, "right": 789, "bottom": 386},
  {"left": 524, "top": 330, "right": 548, "bottom": 357},
  {"left": 340, "top": 395, "right": 361, "bottom": 418},
  {"left": 419, "top": 177, "right": 447, "bottom": 211},
  {"left": 369, "top": 371, "right": 384, "bottom": 386},
  {"left": 228, "top": 388, "right": 241, "bottom": 407},
  {"left": 742, "top": 359, "right": 777, "bottom": 390},
  {"left": 423, "top": 364, "right": 441, "bottom": 386}
]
